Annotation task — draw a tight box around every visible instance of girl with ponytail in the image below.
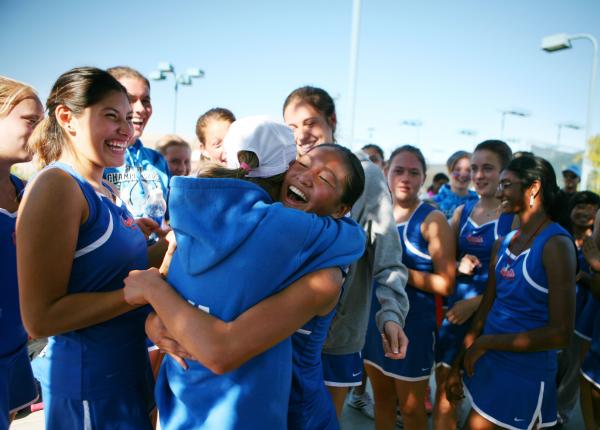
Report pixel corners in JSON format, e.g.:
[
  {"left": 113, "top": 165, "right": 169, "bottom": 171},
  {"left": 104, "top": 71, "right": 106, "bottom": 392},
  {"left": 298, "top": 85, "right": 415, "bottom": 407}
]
[{"left": 18, "top": 67, "right": 161, "bottom": 430}]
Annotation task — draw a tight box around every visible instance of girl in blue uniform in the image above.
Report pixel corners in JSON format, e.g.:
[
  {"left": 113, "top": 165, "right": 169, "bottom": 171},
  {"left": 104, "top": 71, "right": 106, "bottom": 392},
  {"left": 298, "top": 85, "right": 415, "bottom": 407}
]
[
  {"left": 362, "top": 145, "right": 456, "bottom": 430},
  {"left": 123, "top": 117, "right": 366, "bottom": 430},
  {"left": 0, "top": 76, "right": 43, "bottom": 430},
  {"left": 434, "top": 140, "right": 515, "bottom": 429},
  {"left": 18, "top": 67, "right": 165, "bottom": 430},
  {"left": 446, "top": 155, "right": 576, "bottom": 430}
]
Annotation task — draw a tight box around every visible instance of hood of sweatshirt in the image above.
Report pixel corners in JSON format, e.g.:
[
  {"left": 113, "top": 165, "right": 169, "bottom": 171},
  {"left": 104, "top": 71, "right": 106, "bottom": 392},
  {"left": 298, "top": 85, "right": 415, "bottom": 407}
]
[{"left": 168, "top": 176, "right": 274, "bottom": 275}]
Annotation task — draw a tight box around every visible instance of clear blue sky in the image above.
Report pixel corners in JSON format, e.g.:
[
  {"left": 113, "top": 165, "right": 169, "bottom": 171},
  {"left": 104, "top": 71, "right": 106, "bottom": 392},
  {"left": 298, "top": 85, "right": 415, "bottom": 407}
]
[{"left": 2, "top": 0, "right": 599, "bottom": 164}]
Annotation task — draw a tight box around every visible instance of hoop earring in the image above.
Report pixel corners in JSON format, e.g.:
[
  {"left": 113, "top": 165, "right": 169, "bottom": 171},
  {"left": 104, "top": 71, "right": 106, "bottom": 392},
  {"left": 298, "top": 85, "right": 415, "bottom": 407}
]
[{"left": 529, "top": 194, "right": 535, "bottom": 208}]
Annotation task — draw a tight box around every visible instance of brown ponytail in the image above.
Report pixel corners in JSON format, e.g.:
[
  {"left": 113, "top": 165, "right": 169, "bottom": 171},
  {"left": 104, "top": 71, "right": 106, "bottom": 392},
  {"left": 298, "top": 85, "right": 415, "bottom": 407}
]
[{"left": 28, "top": 66, "right": 127, "bottom": 167}]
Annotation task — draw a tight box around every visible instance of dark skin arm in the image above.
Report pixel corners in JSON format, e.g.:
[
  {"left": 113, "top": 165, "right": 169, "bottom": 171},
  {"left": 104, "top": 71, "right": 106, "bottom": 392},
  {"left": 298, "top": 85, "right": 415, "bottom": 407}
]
[{"left": 462, "top": 235, "right": 575, "bottom": 377}]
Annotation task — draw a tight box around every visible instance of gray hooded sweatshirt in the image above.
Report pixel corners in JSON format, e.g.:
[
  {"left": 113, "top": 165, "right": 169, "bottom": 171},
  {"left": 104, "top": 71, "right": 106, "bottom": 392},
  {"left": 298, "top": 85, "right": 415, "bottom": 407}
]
[{"left": 323, "top": 151, "right": 410, "bottom": 354}]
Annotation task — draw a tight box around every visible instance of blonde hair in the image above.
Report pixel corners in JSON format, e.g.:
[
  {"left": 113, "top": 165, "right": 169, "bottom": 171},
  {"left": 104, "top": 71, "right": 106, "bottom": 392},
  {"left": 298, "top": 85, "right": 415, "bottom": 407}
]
[
  {"left": 195, "top": 107, "right": 236, "bottom": 145},
  {"left": 194, "top": 151, "right": 285, "bottom": 200},
  {"left": 156, "top": 134, "right": 191, "bottom": 156},
  {"left": 0, "top": 76, "right": 39, "bottom": 118}
]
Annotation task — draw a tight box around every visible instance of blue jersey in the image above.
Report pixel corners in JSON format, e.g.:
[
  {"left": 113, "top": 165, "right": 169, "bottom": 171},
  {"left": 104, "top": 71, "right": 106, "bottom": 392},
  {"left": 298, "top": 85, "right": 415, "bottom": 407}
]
[
  {"left": 451, "top": 200, "right": 514, "bottom": 307},
  {"left": 433, "top": 184, "right": 478, "bottom": 219},
  {"left": 289, "top": 308, "right": 339, "bottom": 430},
  {"left": 484, "top": 222, "right": 571, "bottom": 378},
  {"left": 32, "top": 163, "right": 150, "bottom": 400},
  {"left": 363, "top": 202, "right": 437, "bottom": 379},
  {"left": 158, "top": 177, "right": 365, "bottom": 430},
  {"left": 104, "top": 139, "right": 170, "bottom": 218},
  {"left": 0, "top": 175, "right": 27, "bottom": 357},
  {"left": 399, "top": 202, "right": 436, "bottom": 320},
  {"left": 576, "top": 246, "right": 591, "bottom": 317}
]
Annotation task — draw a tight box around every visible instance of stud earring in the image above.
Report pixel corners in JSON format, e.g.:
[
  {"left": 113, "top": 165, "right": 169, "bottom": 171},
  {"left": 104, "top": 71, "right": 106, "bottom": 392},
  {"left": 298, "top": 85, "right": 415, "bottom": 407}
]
[{"left": 529, "top": 194, "right": 535, "bottom": 208}]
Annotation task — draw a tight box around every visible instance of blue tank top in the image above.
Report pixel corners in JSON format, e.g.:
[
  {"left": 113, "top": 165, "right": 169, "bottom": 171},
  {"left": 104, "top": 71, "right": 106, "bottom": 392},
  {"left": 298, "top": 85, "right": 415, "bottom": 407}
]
[
  {"left": 0, "top": 175, "right": 27, "bottom": 357},
  {"left": 399, "top": 202, "right": 435, "bottom": 320},
  {"left": 289, "top": 307, "right": 338, "bottom": 429},
  {"left": 32, "top": 163, "right": 149, "bottom": 400},
  {"left": 484, "top": 222, "right": 571, "bottom": 377},
  {"left": 451, "top": 200, "right": 515, "bottom": 307},
  {"left": 159, "top": 177, "right": 365, "bottom": 430},
  {"left": 576, "top": 246, "right": 591, "bottom": 317}
]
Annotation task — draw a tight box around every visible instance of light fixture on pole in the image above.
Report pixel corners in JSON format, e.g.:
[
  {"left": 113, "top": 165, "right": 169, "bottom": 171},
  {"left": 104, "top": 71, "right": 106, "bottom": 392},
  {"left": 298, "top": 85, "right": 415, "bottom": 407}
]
[
  {"left": 542, "top": 32, "right": 598, "bottom": 187},
  {"left": 556, "top": 122, "right": 583, "bottom": 147},
  {"left": 500, "top": 109, "right": 530, "bottom": 139},
  {"left": 150, "top": 62, "right": 205, "bottom": 132},
  {"left": 400, "top": 119, "right": 423, "bottom": 145}
]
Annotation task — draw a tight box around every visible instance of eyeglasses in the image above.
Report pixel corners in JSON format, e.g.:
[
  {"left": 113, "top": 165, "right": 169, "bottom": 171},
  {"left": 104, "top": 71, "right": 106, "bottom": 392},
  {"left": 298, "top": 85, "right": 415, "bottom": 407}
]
[{"left": 497, "top": 181, "right": 521, "bottom": 192}]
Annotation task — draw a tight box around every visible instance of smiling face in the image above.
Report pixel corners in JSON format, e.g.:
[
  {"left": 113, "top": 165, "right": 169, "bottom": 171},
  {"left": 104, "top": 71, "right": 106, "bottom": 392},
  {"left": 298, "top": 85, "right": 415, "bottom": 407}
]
[
  {"left": 283, "top": 100, "right": 334, "bottom": 155},
  {"left": 570, "top": 202, "right": 598, "bottom": 229},
  {"left": 164, "top": 144, "right": 191, "bottom": 176},
  {"left": 471, "top": 149, "right": 502, "bottom": 198},
  {"left": 450, "top": 156, "right": 471, "bottom": 193},
  {"left": 117, "top": 76, "right": 151, "bottom": 143},
  {"left": 200, "top": 119, "right": 231, "bottom": 165},
  {"left": 66, "top": 90, "right": 133, "bottom": 168},
  {"left": 0, "top": 97, "right": 43, "bottom": 164},
  {"left": 387, "top": 150, "right": 426, "bottom": 205},
  {"left": 280, "top": 146, "right": 349, "bottom": 218},
  {"left": 496, "top": 170, "right": 527, "bottom": 214}
]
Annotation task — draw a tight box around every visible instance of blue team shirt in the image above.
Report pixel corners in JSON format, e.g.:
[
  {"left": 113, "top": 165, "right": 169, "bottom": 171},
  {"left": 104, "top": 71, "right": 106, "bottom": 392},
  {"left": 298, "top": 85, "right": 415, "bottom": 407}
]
[
  {"left": 289, "top": 308, "right": 339, "bottom": 430},
  {"left": 399, "top": 202, "right": 436, "bottom": 321},
  {"left": 484, "top": 222, "right": 571, "bottom": 377},
  {"left": 32, "top": 163, "right": 150, "bottom": 400},
  {"left": 433, "top": 184, "right": 478, "bottom": 219},
  {"left": 157, "top": 176, "right": 365, "bottom": 430},
  {"left": 451, "top": 200, "right": 515, "bottom": 307},
  {"left": 0, "top": 175, "right": 27, "bottom": 357},
  {"left": 103, "top": 139, "right": 170, "bottom": 218}
]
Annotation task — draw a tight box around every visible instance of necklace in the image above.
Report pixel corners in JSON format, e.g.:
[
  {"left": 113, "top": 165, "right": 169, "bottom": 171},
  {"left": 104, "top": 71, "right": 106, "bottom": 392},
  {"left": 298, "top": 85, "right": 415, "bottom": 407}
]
[{"left": 508, "top": 216, "right": 549, "bottom": 258}]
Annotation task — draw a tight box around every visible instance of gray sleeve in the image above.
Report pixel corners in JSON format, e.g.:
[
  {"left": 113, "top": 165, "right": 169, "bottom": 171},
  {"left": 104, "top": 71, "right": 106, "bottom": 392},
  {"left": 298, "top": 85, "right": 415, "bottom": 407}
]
[{"left": 359, "top": 163, "right": 410, "bottom": 330}]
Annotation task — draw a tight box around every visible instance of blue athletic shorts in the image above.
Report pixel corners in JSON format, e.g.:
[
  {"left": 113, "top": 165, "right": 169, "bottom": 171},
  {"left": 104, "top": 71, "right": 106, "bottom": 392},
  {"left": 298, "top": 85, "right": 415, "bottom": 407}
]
[
  {"left": 0, "top": 344, "right": 38, "bottom": 426},
  {"left": 581, "top": 350, "right": 600, "bottom": 390},
  {"left": 42, "top": 383, "right": 153, "bottom": 430},
  {"left": 322, "top": 352, "right": 362, "bottom": 387},
  {"left": 463, "top": 353, "right": 557, "bottom": 429},
  {"left": 363, "top": 315, "right": 436, "bottom": 381}
]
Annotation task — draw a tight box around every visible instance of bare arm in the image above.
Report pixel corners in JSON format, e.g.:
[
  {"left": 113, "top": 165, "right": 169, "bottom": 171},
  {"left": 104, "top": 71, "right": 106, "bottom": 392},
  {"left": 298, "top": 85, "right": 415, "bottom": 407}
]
[
  {"left": 445, "top": 241, "right": 500, "bottom": 401},
  {"left": 408, "top": 210, "right": 456, "bottom": 296},
  {"left": 124, "top": 267, "right": 343, "bottom": 374},
  {"left": 17, "top": 169, "right": 137, "bottom": 338},
  {"left": 462, "top": 235, "right": 576, "bottom": 375}
]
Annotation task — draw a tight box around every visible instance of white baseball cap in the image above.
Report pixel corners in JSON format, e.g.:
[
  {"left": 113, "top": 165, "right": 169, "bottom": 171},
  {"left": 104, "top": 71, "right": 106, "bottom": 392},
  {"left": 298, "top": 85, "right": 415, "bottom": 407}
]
[{"left": 223, "top": 116, "right": 297, "bottom": 178}]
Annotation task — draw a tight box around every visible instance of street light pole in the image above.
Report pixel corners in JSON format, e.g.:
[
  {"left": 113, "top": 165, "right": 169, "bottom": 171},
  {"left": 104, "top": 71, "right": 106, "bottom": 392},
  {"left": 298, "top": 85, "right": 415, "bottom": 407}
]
[
  {"left": 150, "top": 63, "right": 204, "bottom": 133},
  {"left": 542, "top": 33, "right": 598, "bottom": 187},
  {"left": 346, "top": 0, "right": 362, "bottom": 149}
]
